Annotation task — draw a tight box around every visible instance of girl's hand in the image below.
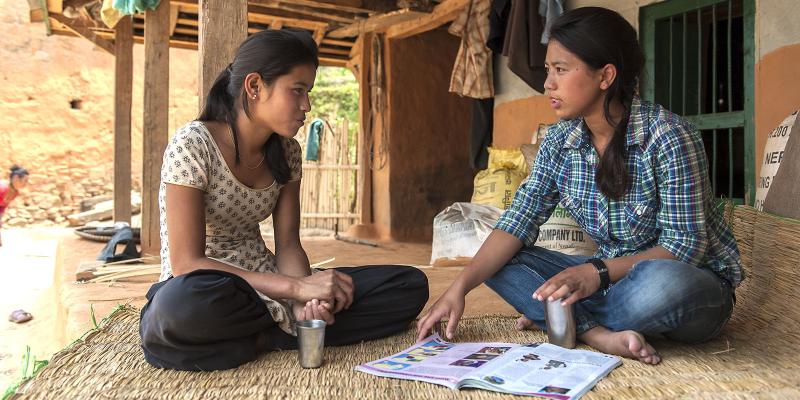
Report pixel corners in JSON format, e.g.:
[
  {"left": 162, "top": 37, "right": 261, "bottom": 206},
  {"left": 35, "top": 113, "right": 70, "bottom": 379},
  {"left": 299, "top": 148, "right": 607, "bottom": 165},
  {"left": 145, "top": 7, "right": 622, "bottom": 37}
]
[
  {"left": 416, "top": 288, "right": 466, "bottom": 341},
  {"left": 294, "top": 270, "right": 354, "bottom": 313},
  {"left": 292, "top": 299, "right": 335, "bottom": 325},
  {"left": 533, "top": 264, "right": 600, "bottom": 305}
]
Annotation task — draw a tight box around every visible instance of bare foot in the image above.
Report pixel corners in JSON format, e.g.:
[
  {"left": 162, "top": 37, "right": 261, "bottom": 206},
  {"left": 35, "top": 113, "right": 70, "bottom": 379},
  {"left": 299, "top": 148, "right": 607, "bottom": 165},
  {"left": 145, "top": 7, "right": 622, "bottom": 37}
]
[
  {"left": 514, "top": 316, "right": 539, "bottom": 331},
  {"left": 580, "top": 326, "right": 661, "bottom": 365}
]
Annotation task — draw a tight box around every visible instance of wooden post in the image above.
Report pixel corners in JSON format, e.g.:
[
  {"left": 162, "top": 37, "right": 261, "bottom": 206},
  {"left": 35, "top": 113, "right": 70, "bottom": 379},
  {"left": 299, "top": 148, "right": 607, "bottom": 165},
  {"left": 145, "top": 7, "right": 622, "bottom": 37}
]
[
  {"left": 113, "top": 16, "right": 133, "bottom": 224},
  {"left": 357, "top": 32, "right": 373, "bottom": 225},
  {"left": 141, "top": 0, "right": 170, "bottom": 256},
  {"left": 198, "top": 0, "right": 248, "bottom": 109}
]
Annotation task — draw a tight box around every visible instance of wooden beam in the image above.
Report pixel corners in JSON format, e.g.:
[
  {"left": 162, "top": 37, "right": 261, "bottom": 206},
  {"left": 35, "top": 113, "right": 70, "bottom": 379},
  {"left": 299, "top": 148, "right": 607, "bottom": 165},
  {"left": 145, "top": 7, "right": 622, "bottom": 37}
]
[
  {"left": 329, "top": 8, "right": 426, "bottom": 38},
  {"left": 319, "top": 47, "right": 350, "bottom": 56},
  {"left": 169, "top": 4, "right": 180, "bottom": 36},
  {"left": 322, "top": 38, "right": 355, "bottom": 47},
  {"left": 348, "top": 34, "right": 363, "bottom": 58},
  {"left": 314, "top": 25, "right": 326, "bottom": 45},
  {"left": 270, "top": 20, "right": 283, "bottom": 29},
  {"left": 114, "top": 16, "right": 133, "bottom": 224},
  {"left": 248, "top": 13, "right": 327, "bottom": 31},
  {"left": 50, "top": 13, "right": 115, "bottom": 55},
  {"left": 199, "top": 0, "right": 248, "bottom": 108},
  {"left": 250, "top": 1, "right": 357, "bottom": 24},
  {"left": 356, "top": 32, "right": 372, "bottom": 224},
  {"left": 141, "top": 0, "right": 170, "bottom": 256},
  {"left": 268, "top": 0, "right": 375, "bottom": 15},
  {"left": 318, "top": 56, "right": 348, "bottom": 67},
  {"left": 385, "top": 0, "right": 468, "bottom": 39}
]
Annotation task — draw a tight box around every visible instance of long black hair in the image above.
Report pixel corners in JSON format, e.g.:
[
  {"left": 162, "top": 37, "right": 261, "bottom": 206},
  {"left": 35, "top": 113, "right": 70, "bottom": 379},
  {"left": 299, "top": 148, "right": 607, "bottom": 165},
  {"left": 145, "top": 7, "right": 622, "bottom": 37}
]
[
  {"left": 198, "top": 29, "right": 318, "bottom": 184},
  {"left": 9, "top": 165, "right": 29, "bottom": 181},
  {"left": 549, "top": 7, "right": 643, "bottom": 200}
]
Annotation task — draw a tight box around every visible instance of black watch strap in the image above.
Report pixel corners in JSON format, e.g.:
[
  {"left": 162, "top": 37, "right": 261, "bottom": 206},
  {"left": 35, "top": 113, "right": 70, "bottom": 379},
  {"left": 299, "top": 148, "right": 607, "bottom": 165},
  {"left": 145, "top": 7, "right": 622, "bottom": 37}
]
[{"left": 588, "top": 258, "right": 610, "bottom": 292}]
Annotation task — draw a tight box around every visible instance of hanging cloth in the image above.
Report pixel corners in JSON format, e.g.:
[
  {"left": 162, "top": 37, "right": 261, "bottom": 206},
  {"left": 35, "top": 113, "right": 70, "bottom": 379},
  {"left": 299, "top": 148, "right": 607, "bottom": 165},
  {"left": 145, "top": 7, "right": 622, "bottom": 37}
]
[
  {"left": 112, "top": 0, "right": 161, "bottom": 15},
  {"left": 305, "top": 118, "right": 325, "bottom": 161},
  {"left": 502, "top": 0, "right": 547, "bottom": 93},
  {"left": 448, "top": 0, "right": 494, "bottom": 99},
  {"left": 101, "top": 0, "right": 125, "bottom": 28}
]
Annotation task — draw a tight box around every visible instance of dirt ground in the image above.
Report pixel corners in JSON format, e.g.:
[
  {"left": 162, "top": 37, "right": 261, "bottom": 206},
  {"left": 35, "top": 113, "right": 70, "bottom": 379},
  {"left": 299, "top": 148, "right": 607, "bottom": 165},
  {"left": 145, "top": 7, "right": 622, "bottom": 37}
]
[
  {"left": 0, "top": 227, "right": 517, "bottom": 391},
  {"left": 0, "top": 228, "right": 67, "bottom": 390}
]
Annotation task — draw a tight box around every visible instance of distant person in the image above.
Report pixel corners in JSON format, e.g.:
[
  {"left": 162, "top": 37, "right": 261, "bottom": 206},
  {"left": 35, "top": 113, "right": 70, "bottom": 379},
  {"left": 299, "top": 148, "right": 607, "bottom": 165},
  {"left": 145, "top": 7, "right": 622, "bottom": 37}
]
[{"left": 0, "top": 165, "right": 29, "bottom": 247}]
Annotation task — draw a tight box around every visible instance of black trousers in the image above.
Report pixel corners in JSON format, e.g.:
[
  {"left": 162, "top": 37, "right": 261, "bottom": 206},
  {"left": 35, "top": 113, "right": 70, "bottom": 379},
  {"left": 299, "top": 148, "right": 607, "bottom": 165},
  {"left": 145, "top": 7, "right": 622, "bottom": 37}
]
[{"left": 139, "top": 265, "right": 429, "bottom": 371}]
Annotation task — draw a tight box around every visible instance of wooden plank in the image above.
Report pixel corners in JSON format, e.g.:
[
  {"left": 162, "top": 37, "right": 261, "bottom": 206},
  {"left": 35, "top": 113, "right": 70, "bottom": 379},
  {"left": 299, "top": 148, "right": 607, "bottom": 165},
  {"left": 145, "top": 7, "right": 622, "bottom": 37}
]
[
  {"left": 319, "top": 47, "right": 350, "bottom": 56},
  {"left": 141, "top": 0, "right": 171, "bottom": 256},
  {"left": 262, "top": 0, "right": 375, "bottom": 15},
  {"left": 348, "top": 34, "right": 363, "bottom": 58},
  {"left": 76, "top": 261, "right": 105, "bottom": 281},
  {"left": 270, "top": 20, "right": 283, "bottom": 29},
  {"left": 385, "top": 0, "right": 468, "bottom": 39},
  {"left": 67, "top": 197, "right": 142, "bottom": 226},
  {"left": 329, "top": 8, "right": 427, "bottom": 38},
  {"left": 252, "top": 1, "right": 357, "bottom": 24},
  {"left": 356, "top": 32, "right": 372, "bottom": 225},
  {"left": 301, "top": 213, "right": 360, "bottom": 219},
  {"left": 113, "top": 16, "right": 133, "bottom": 224},
  {"left": 319, "top": 56, "right": 348, "bottom": 67},
  {"left": 301, "top": 164, "right": 359, "bottom": 170},
  {"left": 49, "top": 13, "right": 115, "bottom": 55},
  {"left": 314, "top": 25, "right": 327, "bottom": 45},
  {"left": 198, "top": 0, "right": 248, "bottom": 109},
  {"left": 169, "top": 4, "right": 180, "bottom": 35},
  {"left": 248, "top": 12, "right": 327, "bottom": 31},
  {"left": 322, "top": 38, "right": 355, "bottom": 47}
]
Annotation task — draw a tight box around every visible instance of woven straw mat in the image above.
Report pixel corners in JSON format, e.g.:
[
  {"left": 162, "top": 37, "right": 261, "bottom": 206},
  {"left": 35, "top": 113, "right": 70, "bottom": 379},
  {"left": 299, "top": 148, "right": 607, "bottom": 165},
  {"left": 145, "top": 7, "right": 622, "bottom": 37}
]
[{"left": 12, "top": 206, "right": 800, "bottom": 399}]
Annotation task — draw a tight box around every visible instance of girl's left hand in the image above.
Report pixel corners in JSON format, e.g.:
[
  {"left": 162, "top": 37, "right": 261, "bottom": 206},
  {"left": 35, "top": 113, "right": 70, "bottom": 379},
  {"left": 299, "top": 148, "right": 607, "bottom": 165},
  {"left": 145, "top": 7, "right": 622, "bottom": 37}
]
[
  {"left": 533, "top": 264, "right": 600, "bottom": 306},
  {"left": 293, "top": 299, "right": 335, "bottom": 325}
]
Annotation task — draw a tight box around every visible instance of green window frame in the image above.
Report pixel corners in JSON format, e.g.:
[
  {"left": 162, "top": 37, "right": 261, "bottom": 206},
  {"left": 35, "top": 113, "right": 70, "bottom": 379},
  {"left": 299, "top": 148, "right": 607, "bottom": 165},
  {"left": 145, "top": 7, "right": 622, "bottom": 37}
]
[{"left": 640, "top": 0, "right": 755, "bottom": 204}]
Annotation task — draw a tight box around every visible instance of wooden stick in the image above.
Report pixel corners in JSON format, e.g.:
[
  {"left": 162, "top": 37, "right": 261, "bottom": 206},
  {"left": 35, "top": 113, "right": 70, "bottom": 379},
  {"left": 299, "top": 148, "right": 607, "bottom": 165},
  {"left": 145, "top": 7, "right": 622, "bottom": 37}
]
[{"left": 310, "top": 257, "right": 336, "bottom": 268}]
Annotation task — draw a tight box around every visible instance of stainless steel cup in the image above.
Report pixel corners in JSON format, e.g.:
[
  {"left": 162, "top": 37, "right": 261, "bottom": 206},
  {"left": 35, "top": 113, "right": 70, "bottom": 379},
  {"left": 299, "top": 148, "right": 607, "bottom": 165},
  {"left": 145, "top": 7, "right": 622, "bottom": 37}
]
[
  {"left": 296, "top": 319, "right": 326, "bottom": 368},
  {"left": 544, "top": 298, "right": 576, "bottom": 349}
]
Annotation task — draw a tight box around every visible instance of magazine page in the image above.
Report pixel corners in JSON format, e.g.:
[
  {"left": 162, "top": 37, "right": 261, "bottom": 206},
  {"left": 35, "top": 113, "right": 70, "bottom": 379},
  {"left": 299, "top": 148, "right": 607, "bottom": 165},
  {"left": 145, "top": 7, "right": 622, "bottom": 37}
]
[
  {"left": 460, "top": 343, "right": 621, "bottom": 399},
  {"left": 355, "top": 334, "right": 520, "bottom": 389}
]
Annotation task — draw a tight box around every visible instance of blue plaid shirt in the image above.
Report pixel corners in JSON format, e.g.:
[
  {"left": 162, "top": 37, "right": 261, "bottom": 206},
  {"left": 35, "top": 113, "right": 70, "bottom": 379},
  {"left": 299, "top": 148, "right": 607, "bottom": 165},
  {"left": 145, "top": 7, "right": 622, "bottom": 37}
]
[{"left": 496, "top": 97, "right": 744, "bottom": 287}]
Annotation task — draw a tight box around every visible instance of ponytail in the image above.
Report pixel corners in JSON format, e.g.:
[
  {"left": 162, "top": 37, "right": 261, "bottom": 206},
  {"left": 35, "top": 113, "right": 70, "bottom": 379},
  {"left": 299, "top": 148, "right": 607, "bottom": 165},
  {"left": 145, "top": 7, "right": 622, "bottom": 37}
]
[{"left": 596, "top": 98, "right": 633, "bottom": 199}]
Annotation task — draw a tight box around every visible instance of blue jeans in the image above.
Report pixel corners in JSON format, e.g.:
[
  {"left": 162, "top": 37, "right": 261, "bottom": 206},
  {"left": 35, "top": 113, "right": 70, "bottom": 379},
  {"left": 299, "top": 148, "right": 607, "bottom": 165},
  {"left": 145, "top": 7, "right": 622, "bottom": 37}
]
[{"left": 485, "top": 246, "right": 734, "bottom": 343}]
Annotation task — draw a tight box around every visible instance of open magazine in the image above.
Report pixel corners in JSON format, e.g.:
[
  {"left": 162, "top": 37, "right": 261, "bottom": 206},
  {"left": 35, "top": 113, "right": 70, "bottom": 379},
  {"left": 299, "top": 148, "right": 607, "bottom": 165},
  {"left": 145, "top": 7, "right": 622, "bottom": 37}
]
[{"left": 355, "top": 334, "right": 621, "bottom": 399}]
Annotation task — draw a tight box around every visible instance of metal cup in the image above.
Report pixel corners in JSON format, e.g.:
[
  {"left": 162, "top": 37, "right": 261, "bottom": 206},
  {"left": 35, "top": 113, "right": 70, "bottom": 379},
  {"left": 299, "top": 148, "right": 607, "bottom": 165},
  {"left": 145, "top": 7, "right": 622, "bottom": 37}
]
[
  {"left": 544, "top": 298, "right": 576, "bottom": 349},
  {"left": 296, "top": 319, "right": 326, "bottom": 368}
]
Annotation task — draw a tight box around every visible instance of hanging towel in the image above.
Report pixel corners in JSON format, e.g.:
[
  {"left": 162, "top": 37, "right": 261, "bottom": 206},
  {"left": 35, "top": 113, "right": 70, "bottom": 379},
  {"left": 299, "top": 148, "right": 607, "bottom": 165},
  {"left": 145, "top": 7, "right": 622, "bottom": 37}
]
[
  {"left": 113, "top": 0, "right": 161, "bottom": 15},
  {"left": 101, "top": 0, "right": 125, "bottom": 28},
  {"left": 305, "top": 118, "right": 325, "bottom": 161},
  {"left": 448, "top": 0, "right": 494, "bottom": 99}
]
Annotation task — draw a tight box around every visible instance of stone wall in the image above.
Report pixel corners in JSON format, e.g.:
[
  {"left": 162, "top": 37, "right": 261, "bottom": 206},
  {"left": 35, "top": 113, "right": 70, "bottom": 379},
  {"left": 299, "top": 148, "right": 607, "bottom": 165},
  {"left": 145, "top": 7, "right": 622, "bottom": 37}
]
[{"left": 0, "top": 0, "right": 198, "bottom": 226}]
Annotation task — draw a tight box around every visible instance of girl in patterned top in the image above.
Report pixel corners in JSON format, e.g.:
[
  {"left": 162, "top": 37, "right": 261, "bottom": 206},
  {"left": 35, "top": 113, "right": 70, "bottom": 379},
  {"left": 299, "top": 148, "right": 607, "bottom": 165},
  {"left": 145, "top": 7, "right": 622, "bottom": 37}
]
[
  {"left": 139, "top": 29, "right": 428, "bottom": 371},
  {"left": 418, "top": 7, "right": 741, "bottom": 365}
]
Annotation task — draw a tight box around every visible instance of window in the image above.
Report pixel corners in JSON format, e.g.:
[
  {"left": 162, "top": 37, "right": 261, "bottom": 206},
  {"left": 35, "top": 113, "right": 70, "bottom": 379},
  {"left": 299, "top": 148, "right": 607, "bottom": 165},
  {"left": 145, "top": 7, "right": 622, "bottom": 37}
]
[{"left": 640, "top": 0, "right": 755, "bottom": 203}]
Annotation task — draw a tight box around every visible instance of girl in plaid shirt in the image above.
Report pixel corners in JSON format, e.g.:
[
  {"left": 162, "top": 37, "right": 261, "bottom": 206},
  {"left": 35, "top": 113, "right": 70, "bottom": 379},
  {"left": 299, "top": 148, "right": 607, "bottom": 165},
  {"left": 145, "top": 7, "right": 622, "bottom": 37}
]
[{"left": 418, "top": 7, "right": 742, "bottom": 365}]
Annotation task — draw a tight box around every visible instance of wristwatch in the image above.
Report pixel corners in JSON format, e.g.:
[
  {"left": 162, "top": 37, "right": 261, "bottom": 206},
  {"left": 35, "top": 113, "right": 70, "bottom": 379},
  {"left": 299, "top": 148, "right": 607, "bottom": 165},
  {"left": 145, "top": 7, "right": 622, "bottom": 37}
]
[{"left": 587, "top": 258, "right": 610, "bottom": 292}]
